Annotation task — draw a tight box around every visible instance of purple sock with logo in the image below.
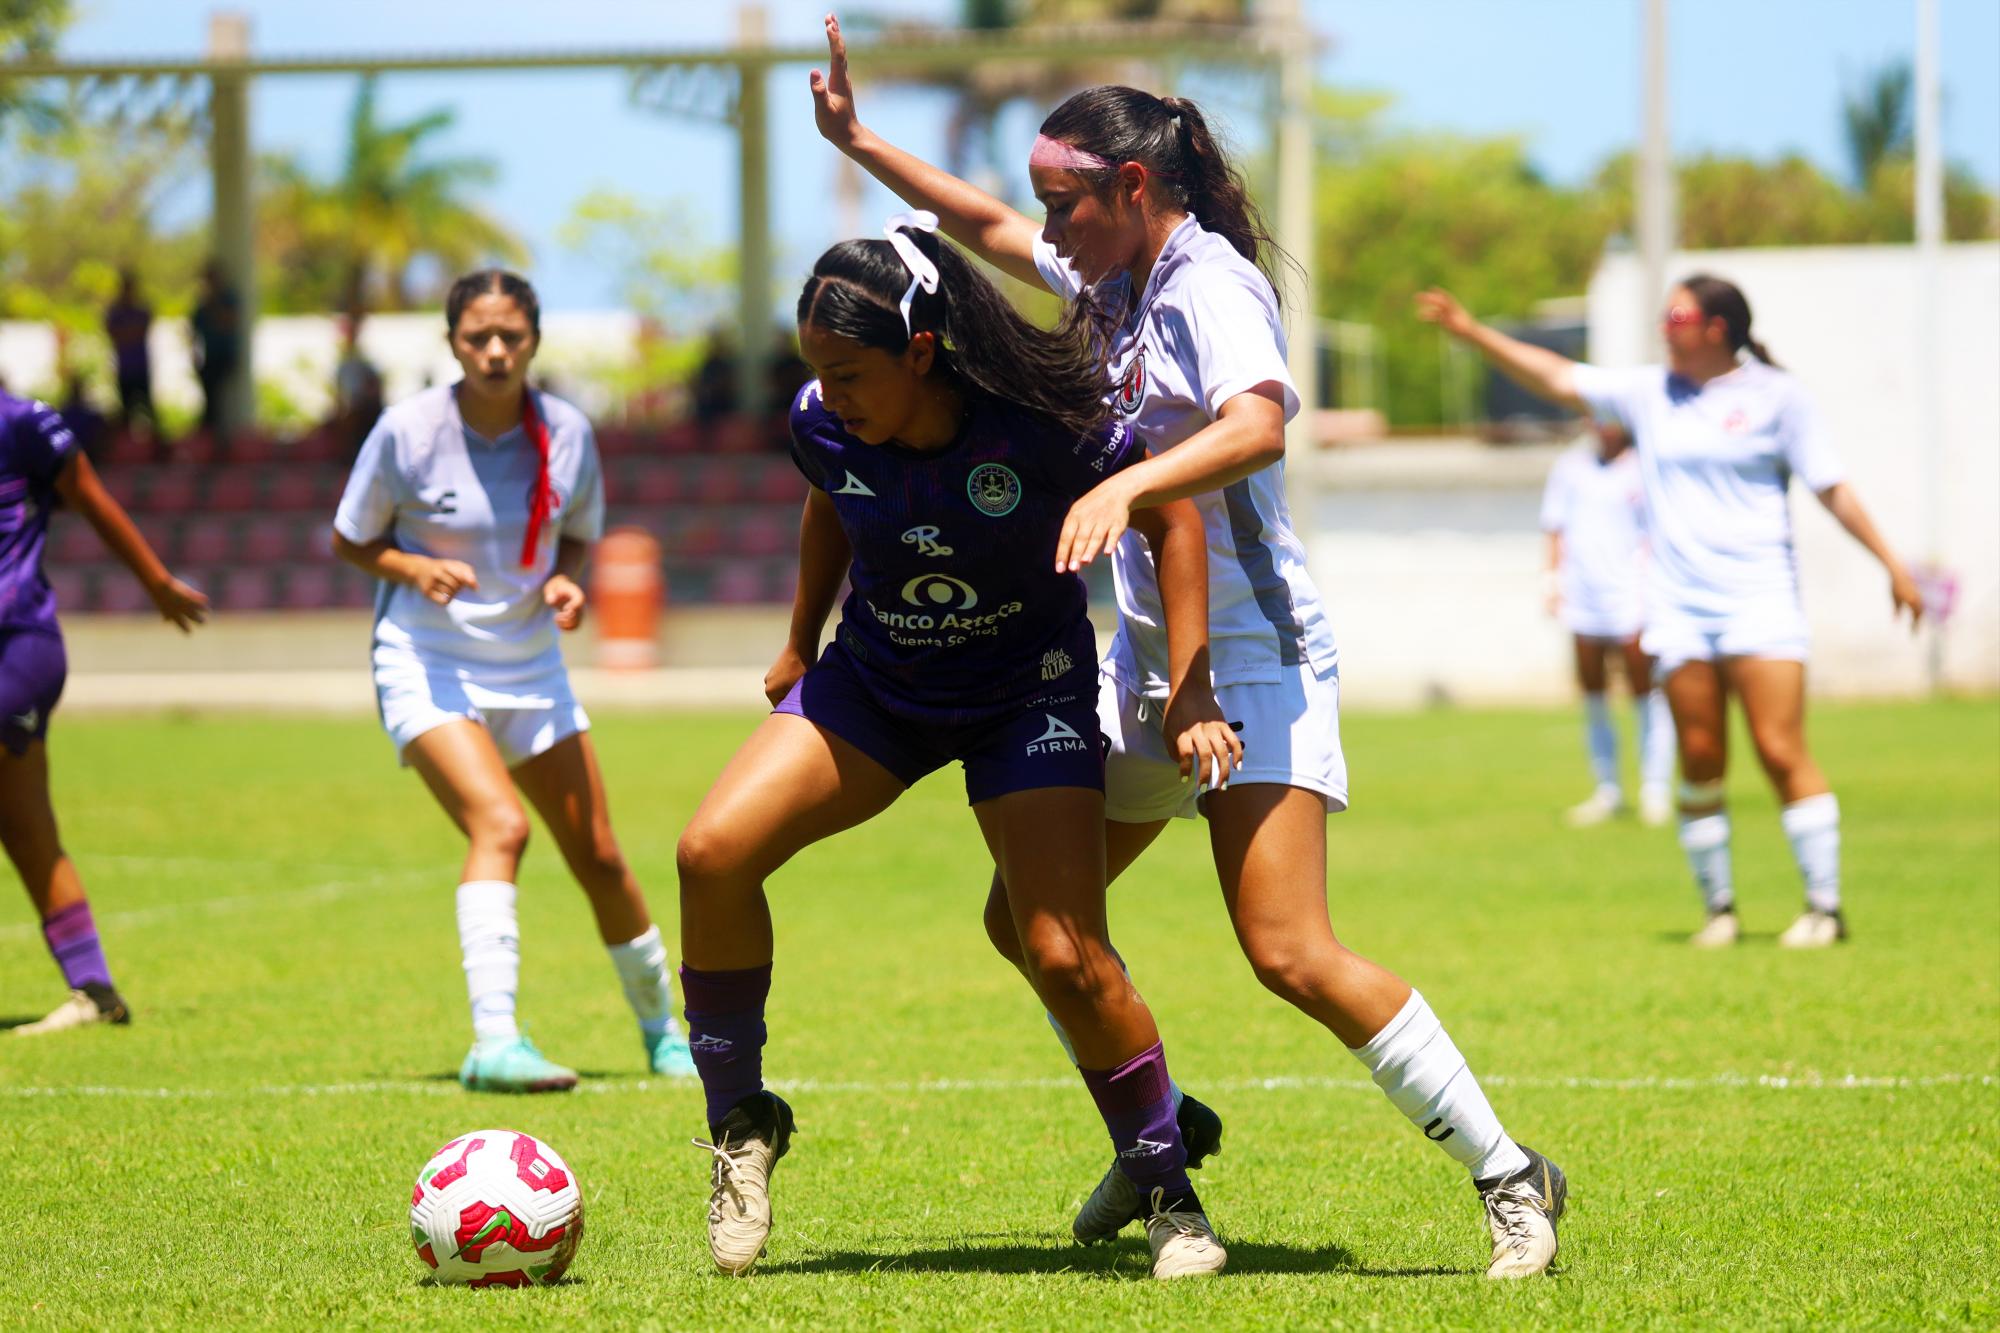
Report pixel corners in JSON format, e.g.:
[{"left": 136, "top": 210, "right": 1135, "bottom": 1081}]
[
  {"left": 680, "top": 963, "right": 772, "bottom": 1129},
  {"left": 1078, "top": 1041, "right": 1198, "bottom": 1211},
  {"left": 42, "top": 901, "right": 113, "bottom": 991}
]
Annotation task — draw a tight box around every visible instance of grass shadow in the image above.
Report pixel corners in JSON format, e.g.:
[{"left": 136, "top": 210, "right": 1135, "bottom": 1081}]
[
  {"left": 0, "top": 1016, "right": 44, "bottom": 1030},
  {"left": 761, "top": 1237, "right": 1361, "bottom": 1278}
]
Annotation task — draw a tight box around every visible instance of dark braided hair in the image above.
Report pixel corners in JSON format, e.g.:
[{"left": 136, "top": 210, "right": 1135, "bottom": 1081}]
[
  {"left": 446, "top": 269, "right": 541, "bottom": 338},
  {"left": 1682, "top": 273, "right": 1778, "bottom": 367},
  {"left": 797, "top": 225, "right": 1110, "bottom": 441}
]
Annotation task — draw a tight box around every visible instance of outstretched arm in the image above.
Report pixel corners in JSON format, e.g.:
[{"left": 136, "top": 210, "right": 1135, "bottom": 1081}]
[
  {"left": 52, "top": 452, "right": 207, "bottom": 631},
  {"left": 1816, "top": 482, "right": 1924, "bottom": 629},
  {"left": 1416, "top": 288, "right": 1586, "bottom": 413},
  {"left": 810, "top": 13, "right": 1045, "bottom": 289}
]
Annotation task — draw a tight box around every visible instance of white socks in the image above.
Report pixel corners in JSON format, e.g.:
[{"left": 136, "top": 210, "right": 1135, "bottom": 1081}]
[
  {"left": 1678, "top": 812, "right": 1735, "bottom": 912},
  {"left": 1637, "top": 689, "right": 1675, "bottom": 797},
  {"left": 1351, "top": 990, "right": 1528, "bottom": 1182},
  {"left": 607, "top": 924, "right": 679, "bottom": 1038},
  {"left": 1781, "top": 794, "right": 1842, "bottom": 913},
  {"left": 1582, "top": 692, "right": 1620, "bottom": 796},
  {"left": 456, "top": 880, "right": 520, "bottom": 1042}
]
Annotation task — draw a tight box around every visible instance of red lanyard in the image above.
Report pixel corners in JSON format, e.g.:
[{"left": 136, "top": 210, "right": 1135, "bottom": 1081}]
[{"left": 518, "top": 390, "right": 554, "bottom": 569}]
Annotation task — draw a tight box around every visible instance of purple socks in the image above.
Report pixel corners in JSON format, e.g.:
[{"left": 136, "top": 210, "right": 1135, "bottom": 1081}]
[
  {"left": 1079, "top": 1041, "right": 1197, "bottom": 1209},
  {"left": 680, "top": 963, "right": 772, "bottom": 1128},
  {"left": 42, "top": 901, "right": 112, "bottom": 992}
]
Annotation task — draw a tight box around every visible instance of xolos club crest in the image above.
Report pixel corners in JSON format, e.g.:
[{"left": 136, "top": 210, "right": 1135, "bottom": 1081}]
[{"left": 1113, "top": 348, "right": 1146, "bottom": 418}]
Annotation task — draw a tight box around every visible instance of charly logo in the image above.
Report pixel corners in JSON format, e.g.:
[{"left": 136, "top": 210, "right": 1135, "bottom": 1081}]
[
  {"left": 966, "top": 463, "right": 1021, "bottom": 517},
  {"left": 900, "top": 524, "right": 954, "bottom": 557},
  {"left": 901, "top": 573, "right": 978, "bottom": 611},
  {"left": 1113, "top": 348, "right": 1146, "bottom": 418}
]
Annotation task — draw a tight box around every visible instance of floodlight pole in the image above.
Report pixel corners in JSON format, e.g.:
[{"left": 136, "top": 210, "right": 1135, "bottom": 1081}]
[
  {"left": 735, "top": 4, "right": 773, "bottom": 419},
  {"left": 1914, "top": 0, "right": 1944, "bottom": 692},
  {"left": 207, "top": 11, "right": 255, "bottom": 437},
  {"left": 1271, "top": 0, "right": 1317, "bottom": 510},
  {"left": 1637, "top": 0, "right": 1673, "bottom": 357}
]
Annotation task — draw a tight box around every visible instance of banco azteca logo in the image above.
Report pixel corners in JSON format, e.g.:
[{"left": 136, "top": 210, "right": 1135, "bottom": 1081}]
[
  {"left": 966, "top": 463, "right": 1021, "bottom": 517},
  {"left": 901, "top": 572, "right": 978, "bottom": 611}
]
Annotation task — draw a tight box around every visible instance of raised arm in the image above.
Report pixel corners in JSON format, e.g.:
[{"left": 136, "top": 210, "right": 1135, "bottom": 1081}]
[
  {"left": 809, "top": 13, "right": 1045, "bottom": 289},
  {"left": 1816, "top": 482, "right": 1924, "bottom": 629},
  {"left": 52, "top": 451, "right": 207, "bottom": 631},
  {"left": 1417, "top": 288, "right": 1586, "bottom": 414},
  {"left": 766, "top": 487, "right": 852, "bottom": 705}
]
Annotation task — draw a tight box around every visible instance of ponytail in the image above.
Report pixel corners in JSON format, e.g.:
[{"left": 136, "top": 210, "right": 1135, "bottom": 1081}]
[
  {"left": 1683, "top": 273, "right": 1780, "bottom": 368},
  {"left": 1037, "top": 86, "right": 1298, "bottom": 308},
  {"left": 797, "top": 226, "right": 1111, "bottom": 441}
]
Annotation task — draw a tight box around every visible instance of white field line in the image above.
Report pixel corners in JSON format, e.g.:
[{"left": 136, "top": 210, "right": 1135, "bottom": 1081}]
[
  {"left": 1, "top": 1072, "right": 1991, "bottom": 1101},
  {"left": 0, "top": 867, "right": 434, "bottom": 943}
]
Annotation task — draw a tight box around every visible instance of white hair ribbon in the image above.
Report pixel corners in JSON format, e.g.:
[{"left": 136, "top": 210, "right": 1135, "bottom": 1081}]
[{"left": 883, "top": 209, "right": 940, "bottom": 337}]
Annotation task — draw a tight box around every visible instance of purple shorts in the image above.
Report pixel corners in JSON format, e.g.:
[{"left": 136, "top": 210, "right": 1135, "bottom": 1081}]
[
  {"left": 0, "top": 628, "right": 65, "bottom": 755},
  {"left": 775, "top": 643, "right": 1104, "bottom": 804}
]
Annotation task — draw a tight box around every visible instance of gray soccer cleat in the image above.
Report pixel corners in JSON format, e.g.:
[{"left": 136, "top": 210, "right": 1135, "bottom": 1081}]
[
  {"left": 1072, "top": 1093, "right": 1223, "bottom": 1244},
  {"left": 1143, "top": 1187, "right": 1227, "bottom": 1279},
  {"left": 693, "top": 1091, "right": 794, "bottom": 1275},
  {"left": 1478, "top": 1144, "right": 1568, "bottom": 1278},
  {"left": 14, "top": 984, "right": 130, "bottom": 1035}
]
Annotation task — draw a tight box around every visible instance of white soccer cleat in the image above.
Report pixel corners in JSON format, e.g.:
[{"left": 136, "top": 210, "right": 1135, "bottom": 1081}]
[
  {"left": 1073, "top": 1094, "right": 1223, "bottom": 1244},
  {"left": 1143, "top": 1187, "right": 1226, "bottom": 1279},
  {"left": 1778, "top": 909, "right": 1846, "bottom": 949},
  {"left": 1479, "top": 1145, "right": 1567, "bottom": 1278},
  {"left": 1689, "top": 909, "right": 1740, "bottom": 948},
  {"left": 1564, "top": 789, "right": 1625, "bottom": 827},
  {"left": 693, "top": 1091, "right": 794, "bottom": 1275},
  {"left": 14, "top": 985, "right": 130, "bottom": 1035},
  {"left": 1638, "top": 787, "right": 1674, "bottom": 827}
]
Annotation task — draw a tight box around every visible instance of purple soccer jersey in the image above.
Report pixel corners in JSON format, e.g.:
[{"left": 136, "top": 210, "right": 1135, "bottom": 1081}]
[
  {"left": 0, "top": 390, "right": 79, "bottom": 634},
  {"left": 789, "top": 381, "right": 1145, "bottom": 725}
]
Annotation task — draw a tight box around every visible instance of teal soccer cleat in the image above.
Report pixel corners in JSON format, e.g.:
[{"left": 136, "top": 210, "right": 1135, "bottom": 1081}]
[
  {"left": 647, "top": 1026, "right": 698, "bottom": 1078},
  {"left": 458, "top": 1034, "right": 579, "bottom": 1093}
]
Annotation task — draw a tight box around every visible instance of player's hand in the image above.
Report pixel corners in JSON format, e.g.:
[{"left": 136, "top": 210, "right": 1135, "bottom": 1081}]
[
  {"left": 1055, "top": 473, "right": 1138, "bottom": 573},
  {"left": 764, "top": 643, "right": 811, "bottom": 707},
  {"left": 148, "top": 574, "right": 209, "bottom": 633},
  {"left": 1164, "top": 684, "right": 1243, "bottom": 792},
  {"left": 544, "top": 574, "right": 587, "bottom": 631},
  {"left": 809, "top": 13, "right": 862, "bottom": 148},
  {"left": 1415, "top": 288, "right": 1475, "bottom": 339},
  {"left": 1542, "top": 573, "right": 1562, "bottom": 619},
  {"left": 414, "top": 557, "right": 478, "bottom": 605},
  {"left": 1889, "top": 564, "right": 1925, "bottom": 631}
]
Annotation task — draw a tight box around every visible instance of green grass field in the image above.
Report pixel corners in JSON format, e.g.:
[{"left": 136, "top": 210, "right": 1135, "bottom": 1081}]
[{"left": 3, "top": 698, "right": 1996, "bottom": 1329}]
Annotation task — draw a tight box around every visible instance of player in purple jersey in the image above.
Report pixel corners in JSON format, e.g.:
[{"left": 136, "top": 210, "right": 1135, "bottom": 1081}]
[
  {"left": 674, "top": 216, "right": 1240, "bottom": 1280},
  {"left": 813, "top": 14, "right": 1566, "bottom": 1279},
  {"left": 0, "top": 389, "right": 207, "bottom": 1035}
]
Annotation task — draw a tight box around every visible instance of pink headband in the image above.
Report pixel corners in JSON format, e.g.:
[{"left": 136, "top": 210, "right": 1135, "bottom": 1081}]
[{"left": 1030, "top": 134, "right": 1116, "bottom": 172}]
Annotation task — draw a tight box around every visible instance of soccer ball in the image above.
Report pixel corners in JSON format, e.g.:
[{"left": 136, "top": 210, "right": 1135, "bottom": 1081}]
[{"left": 410, "top": 1129, "right": 583, "bottom": 1287}]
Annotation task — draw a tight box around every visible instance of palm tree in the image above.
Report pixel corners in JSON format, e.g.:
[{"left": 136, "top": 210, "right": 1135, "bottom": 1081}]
[{"left": 1841, "top": 61, "right": 1913, "bottom": 189}]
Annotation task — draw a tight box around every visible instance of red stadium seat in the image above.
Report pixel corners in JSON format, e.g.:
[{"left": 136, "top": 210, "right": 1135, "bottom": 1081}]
[
  {"left": 241, "top": 516, "right": 297, "bottom": 563},
  {"left": 177, "top": 522, "right": 235, "bottom": 565},
  {"left": 45, "top": 564, "right": 89, "bottom": 613},
  {"left": 282, "top": 565, "right": 336, "bottom": 609},
  {"left": 51, "top": 516, "right": 100, "bottom": 563},
  {"left": 712, "top": 562, "right": 767, "bottom": 604},
  {"left": 203, "top": 471, "right": 260, "bottom": 512},
  {"left": 654, "top": 421, "right": 702, "bottom": 455},
  {"left": 142, "top": 469, "right": 199, "bottom": 513},
  {"left": 95, "top": 569, "right": 154, "bottom": 614},
  {"left": 754, "top": 462, "right": 808, "bottom": 504},
  {"left": 216, "top": 565, "right": 277, "bottom": 610}
]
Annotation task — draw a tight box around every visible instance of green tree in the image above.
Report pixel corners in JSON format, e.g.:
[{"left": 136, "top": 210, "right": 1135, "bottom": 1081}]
[
  {"left": 1842, "top": 61, "right": 1913, "bottom": 188},
  {"left": 0, "top": 0, "right": 71, "bottom": 142},
  {"left": 258, "top": 76, "right": 526, "bottom": 314}
]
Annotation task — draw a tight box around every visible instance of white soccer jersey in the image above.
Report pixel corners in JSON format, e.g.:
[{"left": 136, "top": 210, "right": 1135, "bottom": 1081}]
[
  {"left": 1539, "top": 443, "right": 1646, "bottom": 636},
  {"left": 1572, "top": 360, "right": 1844, "bottom": 619},
  {"left": 1033, "top": 216, "right": 1337, "bottom": 696},
  {"left": 333, "top": 385, "right": 604, "bottom": 683}
]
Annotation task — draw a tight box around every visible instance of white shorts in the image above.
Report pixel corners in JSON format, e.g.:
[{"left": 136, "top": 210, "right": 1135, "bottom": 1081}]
[
  {"left": 1641, "top": 599, "right": 1810, "bottom": 677},
  {"left": 374, "top": 643, "right": 590, "bottom": 769},
  {"left": 1098, "top": 662, "right": 1349, "bottom": 823},
  {"left": 1562, "top": 601, "right": 1643, "bottom": 642}
]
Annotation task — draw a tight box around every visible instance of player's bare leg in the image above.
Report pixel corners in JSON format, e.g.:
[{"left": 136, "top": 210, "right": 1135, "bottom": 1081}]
[
  {"left": 1666, "top": 662, "right": 1739, "bottom": 946},
  {"left": 1729, "top": 657, "right": 1846, "bottom": 946}
]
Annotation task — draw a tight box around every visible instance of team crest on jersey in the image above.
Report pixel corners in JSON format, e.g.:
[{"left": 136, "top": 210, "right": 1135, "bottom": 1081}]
[
  {"left": 1113, "top": 349, "right": 1146, "bottom": 418},
  {"left": 966, "top": 463, "right": 1021, "bottom": 517}
]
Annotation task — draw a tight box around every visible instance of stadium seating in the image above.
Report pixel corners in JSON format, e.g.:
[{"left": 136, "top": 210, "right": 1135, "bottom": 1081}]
[{"left": 52, "top": 420, "right": 807, "bottom": 614}]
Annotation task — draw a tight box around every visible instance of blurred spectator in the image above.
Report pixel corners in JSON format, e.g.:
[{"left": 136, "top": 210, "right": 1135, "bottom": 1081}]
[
  {"left": 58, "top": 375, "right": 108, "bottom": 462},
  {"left": 766, "top": 327, "right": 811, "bottom": 415},
  {"left": 691, "top": 329, "right": 738, "bottom": 425},
  {"left": 103, "top": 269, "right": 156, "bottom": 441},
  {"left": 190, "top": 260, "right": 243, "bottom": 446},
  {"left": 332, "top": 314, "right": 384, "bottom": 463}
]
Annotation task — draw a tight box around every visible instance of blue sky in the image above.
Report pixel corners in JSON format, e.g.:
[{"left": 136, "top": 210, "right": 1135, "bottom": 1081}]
[{"left": 55, "top": 0, "right": 2000, "bottom": 309}]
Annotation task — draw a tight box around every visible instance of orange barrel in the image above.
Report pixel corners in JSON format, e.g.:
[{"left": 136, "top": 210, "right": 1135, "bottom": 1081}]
[{"left": 591, "top": 526, "right": 664, "bottom": 671}]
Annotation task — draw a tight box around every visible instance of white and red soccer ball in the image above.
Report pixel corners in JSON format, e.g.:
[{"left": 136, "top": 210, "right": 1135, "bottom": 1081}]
[{"left": 410, "top": 1129, "right": 583, "bottom": 1287}]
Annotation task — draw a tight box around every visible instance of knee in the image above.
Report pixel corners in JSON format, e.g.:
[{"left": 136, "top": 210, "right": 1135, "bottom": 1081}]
[
  {"left": 1243, "top": 933, "right": 1345, "bottom": 1006},
  {"left": 982, "top": 878, "right": 1026, "bottom": 967},
  {"left": 675, "top": 818, "right": 761, "bottom": 889},
  {"left": 578, "top": 837, "right": 628, "bottom": 891},
  {"left": 1018, "top": 926, "right": 1111, "bottom": 1011},
  {"left": 1749, "top": 728, "right": 1805, "bottom": 778},
  {"left": 467, "top": 801, "right": 531, "bottom": 860},
  {"left": 1678, "top": 730, "right": 1726, "bottom": 777}
]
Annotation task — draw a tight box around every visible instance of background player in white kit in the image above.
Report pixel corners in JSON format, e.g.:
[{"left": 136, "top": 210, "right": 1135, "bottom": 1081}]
[
  {"left": 333, "top": 269, "right": 695, "bottom": 1091},
  {"left": 1539, "top": 419, "right": 1676, "bottom": 827},
  {"left": 812, "top": 13, "right": 1566, "bottom": 1279},
  {"left": 1421, "top": 277, "right": 1922, "bottom": 948}
]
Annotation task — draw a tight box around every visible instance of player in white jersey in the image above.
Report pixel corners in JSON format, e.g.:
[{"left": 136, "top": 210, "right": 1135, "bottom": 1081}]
[
  {"left": 1539, "top": 420, "right": 1675, "bottom": 827},
  {"left": 812, "top": 14, "right": 1565, "bottom": 1278},
  {"left": 1421, "top": 277, "right": 1922, "bottom": 948},
  {"left": 332, "top": 270, "right": 695, "bottom": 1092}
]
